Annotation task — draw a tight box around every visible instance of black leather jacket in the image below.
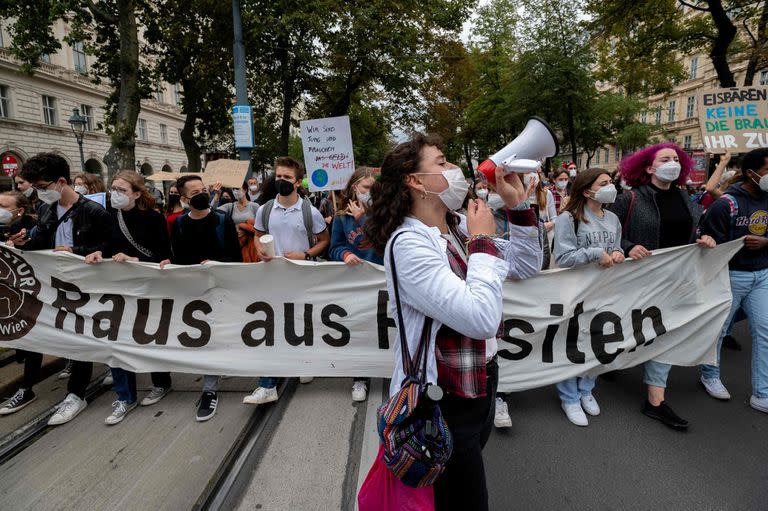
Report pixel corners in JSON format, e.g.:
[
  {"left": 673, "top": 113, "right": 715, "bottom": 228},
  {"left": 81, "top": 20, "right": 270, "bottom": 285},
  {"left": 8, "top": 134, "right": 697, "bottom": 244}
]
[{"left": 26, "top": 195, "right": 114, "bottom": 256}]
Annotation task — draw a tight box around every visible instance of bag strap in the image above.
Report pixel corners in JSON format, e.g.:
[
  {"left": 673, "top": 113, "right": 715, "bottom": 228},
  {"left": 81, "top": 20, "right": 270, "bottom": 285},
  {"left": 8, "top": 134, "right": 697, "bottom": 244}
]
[
  {"left": 261, "top": 199, "right": 274, "bottom": 234},
  {"left": 622, "top": 190, "right": 635, "bottom": 232},
  {"left": 53, "top": 198, "right": 83, "bottom": 230},
  {"left": 389, "top": 230, "right": 433, "bottom": 380},
  {"left": 301, "top": 198, "right": 315, "bottom": 249},
  {"left": 117, "top": 210, "right": 155, "bottom": 259}
]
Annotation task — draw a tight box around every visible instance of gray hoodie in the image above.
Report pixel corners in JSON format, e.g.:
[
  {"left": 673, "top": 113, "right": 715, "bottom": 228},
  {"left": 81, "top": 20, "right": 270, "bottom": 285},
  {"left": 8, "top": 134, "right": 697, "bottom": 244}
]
[{"left": 553, "top": 207, "right": 623, "bottom": 268}]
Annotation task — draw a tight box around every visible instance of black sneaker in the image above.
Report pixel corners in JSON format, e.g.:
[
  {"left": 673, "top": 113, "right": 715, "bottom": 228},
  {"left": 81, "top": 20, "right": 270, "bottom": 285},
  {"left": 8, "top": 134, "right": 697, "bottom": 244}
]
[
  {"left": 196, "top": 391, "right": 218, "bottom": 422},
  {"left": 642, "top": 400, "right": 688, "bottom": 430},
  {"left": 0, "top": 388, "right": 37, "bottom": 415},
  {"left": 722, "top": 335, "right": 742, "bottom": 351}
]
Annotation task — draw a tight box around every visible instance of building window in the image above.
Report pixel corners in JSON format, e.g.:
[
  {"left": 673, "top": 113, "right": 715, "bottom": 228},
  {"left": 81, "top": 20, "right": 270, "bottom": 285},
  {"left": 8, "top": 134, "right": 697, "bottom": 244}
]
[
  {"left": 595, "top": 150, "right": 600, "bottom": 165},
  {"left": 137, "top": 118, "right": 147, "bottom": 141},
  {"left": 689, "top": 57, "right": 698, "bottom": 80},
  {"left": 641, "top": 111, "right": 647, "bottom": 124},
  {"left": 683, "top": 135, "right": 692, "bottom": 150},
  {"left": 73, "top": 41, "right": 87, "bottom": 74},
  {"left": 155, "top": 82, "right": 164, "bottom": 104},
  {"left": 667, "top": 100, "right": 676, "bottom": 123},
  {"left": 604, "top": 149, "right": 609, "bottom": 163},
  {"left": 178, "top": 128, "right": 183, "bottom": 146},
  {"left": 615, "top": 146, "right": 620, "bottom": 161},
  {"left": 655, "top": 107, "right": 662, "bottom": 125},
  {"left": 0, "top": 26, "right": 4, "bottom": 48},
  {"left": 42, "top": 95, "right": 56, "bottom": 125},
  {"left": 0, "top": 85, "right": 8, "bottom": 118},
  {"left": 686, "top": 96, "right": 695, "bottom": 118},
  {"left": 159, "top": 124, "right": 168, "bottom": 144},
  {"left": 80, "top": 104, "right": 93, "bottom": 131},
  {"left": 174, "top": 84, "right": 182, "bottom": 107},
  {"left": 760, "top": 70, "right": 768, "bottom": 86}
]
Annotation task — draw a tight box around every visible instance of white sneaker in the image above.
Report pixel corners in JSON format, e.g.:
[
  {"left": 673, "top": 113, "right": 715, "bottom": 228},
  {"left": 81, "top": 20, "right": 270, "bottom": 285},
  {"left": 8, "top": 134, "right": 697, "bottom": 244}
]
[
  {"left": 48, "top": 393, "right": 87, "bottom": 426},
  {"left": 561, "top": 401, "right": 588, "bottom": 426},
  {"left": 105, "top": 400, "right": 137, "bottom": 425},
  {"left": 352, "top": 381, "right": 368, "bottom": 402},
  {"left": 102, "top": 374, "right": 113, "bottom": 386},
  {"left": 243, "top": 387, "right": 278, "bottom": 405},
  {"left": 701, "top": 376, "right": 731, "bottom": 400},
  {"left": 140, "top": 386, "right": 171, "bottom": 406},
  {"left": 299, "top": 377, "right": 314, "bottom": 384},
  {"left": 580, "top": 394, "right": 601, "bottom": 416},
  {"left": 494, "top": 397, "right": 512, "bottom": 428},
  {"left": 750, "top": 395, "right": 768, "bottom": 413}
]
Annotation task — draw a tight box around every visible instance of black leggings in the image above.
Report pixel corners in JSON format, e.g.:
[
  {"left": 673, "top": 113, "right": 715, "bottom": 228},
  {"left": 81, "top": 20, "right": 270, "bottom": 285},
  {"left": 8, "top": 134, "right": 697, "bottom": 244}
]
[
  {"left": 434, "top": 359, "right": 497, "bottom": 511},
  {"left": 21, "top": 352, "right": 92, "bottom": 399}
]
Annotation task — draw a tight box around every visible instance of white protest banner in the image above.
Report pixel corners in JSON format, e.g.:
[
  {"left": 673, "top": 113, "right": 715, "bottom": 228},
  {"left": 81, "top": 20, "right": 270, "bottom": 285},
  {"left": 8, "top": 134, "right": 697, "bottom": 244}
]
[
  {"left": 300, "top": 115, "right": 355, "bottom": 192},
  {"left": 1, "top": 241, "right": 742, "bottom": 392},
  {"left": 697, "top": 86, "right": 768, "bottom": 153}
]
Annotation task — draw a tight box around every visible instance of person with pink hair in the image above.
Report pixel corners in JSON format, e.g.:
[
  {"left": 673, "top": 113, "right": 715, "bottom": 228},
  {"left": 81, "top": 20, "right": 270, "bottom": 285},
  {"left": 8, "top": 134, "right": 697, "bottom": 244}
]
[{"left": 609, "top": 142, "right": 716, "bottom": 431}]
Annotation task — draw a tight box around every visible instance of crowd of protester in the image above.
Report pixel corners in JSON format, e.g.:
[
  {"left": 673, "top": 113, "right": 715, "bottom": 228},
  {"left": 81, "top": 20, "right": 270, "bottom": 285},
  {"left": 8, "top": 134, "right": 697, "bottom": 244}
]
[{"left": 0, "top": 140, "right": 766, "bottom": 511}]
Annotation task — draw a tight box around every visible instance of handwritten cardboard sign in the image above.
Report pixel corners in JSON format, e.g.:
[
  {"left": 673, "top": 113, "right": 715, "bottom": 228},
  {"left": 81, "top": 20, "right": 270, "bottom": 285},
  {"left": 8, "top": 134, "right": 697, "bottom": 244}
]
[
  {"left": 697, "top": 86, "right": 768, "bottom": 153},
  {"left": 300, "top": 115, "right": 355, "bottom": 192},
  {"left": 146, "top": 159, "right": 249, "bottom": 189}
]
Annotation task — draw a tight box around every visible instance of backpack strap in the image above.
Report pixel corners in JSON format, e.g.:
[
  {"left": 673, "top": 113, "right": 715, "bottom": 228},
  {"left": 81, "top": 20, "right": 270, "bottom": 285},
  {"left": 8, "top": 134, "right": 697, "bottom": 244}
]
[
  {"left": 301, "top": 198, "right": 316, "bottom": 248},
  {"left": 622, "top": 190, "right": 635, "bottom": 232},
  {"left": 261, "top": 199, "right": 275, "bottom": 234},
  {"left": 212, "top": 209, "right": 228, "bottom": 249}
]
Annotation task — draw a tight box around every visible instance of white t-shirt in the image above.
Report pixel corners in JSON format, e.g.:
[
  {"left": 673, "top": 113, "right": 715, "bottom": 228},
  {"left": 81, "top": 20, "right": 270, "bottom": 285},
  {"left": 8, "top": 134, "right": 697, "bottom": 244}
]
[
  {"left": 255, "top": 197, "right": 326, "bottom": 256},
  {"left": 54, "top": 204, "right": 74, "bottom": 248}
]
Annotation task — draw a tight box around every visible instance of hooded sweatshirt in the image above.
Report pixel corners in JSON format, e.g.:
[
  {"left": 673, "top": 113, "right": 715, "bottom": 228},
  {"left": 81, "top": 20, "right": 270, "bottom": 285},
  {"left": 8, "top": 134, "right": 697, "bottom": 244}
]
[{"left": 699, "top": 182, "right": 768, "bottom": 272}]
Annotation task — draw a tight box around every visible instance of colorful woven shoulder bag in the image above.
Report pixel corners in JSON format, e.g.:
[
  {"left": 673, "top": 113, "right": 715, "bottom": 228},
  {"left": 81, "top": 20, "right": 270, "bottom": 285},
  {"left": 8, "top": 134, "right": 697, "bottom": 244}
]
[{"left": 377, "top": 231, "right": 453, "bottom": 488}]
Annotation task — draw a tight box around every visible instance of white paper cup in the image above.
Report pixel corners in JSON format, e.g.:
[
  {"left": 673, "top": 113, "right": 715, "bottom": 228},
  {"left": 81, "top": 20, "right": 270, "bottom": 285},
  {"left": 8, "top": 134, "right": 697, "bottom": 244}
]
[{"left": 260, "top": 234, "right": 275, "bottom": 258}]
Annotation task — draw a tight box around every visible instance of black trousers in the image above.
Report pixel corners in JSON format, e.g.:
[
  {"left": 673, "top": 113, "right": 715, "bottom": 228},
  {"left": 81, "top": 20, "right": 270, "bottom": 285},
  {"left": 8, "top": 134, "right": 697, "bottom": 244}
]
[
  {"left": 22, "top": 352, "right": 92, "bottom": 399},
  {"left": 151, "top": 372, "right": 172, "bottom": 389},
  {"left": 434, "top": 359, "right": 497, "bottom": 511}
]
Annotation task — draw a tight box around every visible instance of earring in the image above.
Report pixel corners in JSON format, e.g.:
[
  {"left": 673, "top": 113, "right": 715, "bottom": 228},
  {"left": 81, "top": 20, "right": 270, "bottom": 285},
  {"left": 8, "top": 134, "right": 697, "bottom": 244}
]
[{"left": 420, "top": 190, "right": 427, "bottom": 199}]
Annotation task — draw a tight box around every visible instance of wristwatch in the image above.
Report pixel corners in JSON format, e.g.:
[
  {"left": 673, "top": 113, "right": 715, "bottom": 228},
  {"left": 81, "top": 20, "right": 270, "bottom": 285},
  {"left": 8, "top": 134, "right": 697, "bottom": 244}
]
[{"left": 304, "top": 252, "right": 311, "bottom": 261}]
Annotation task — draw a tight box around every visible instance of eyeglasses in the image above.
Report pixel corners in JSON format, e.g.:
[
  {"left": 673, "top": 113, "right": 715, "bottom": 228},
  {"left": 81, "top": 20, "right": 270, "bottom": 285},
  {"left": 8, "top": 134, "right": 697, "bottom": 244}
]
[{"left": 32, "top": 181, "right": 58, "bottom": 192}]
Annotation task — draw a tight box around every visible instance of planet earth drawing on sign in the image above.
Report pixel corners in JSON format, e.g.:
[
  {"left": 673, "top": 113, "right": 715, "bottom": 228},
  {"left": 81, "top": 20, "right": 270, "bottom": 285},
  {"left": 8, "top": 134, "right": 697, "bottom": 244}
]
[{"left": 311, "top": 168, "right": 328, "bottom": 187}]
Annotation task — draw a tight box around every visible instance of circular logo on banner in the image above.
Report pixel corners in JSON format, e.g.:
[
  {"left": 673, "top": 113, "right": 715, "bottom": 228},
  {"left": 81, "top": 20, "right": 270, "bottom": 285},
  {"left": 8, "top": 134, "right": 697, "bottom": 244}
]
[
  {"left": 0, "top": 247, "right": 43, "bottom": 341},
  {"left": 311, "top": 168, "right": 328, "bottom": 188},
  {"left": 748, "top": 210, "right": 768, "bottom": 236},
  {"left": 2, "top": 154, "right": 19, "bottom": 177}
]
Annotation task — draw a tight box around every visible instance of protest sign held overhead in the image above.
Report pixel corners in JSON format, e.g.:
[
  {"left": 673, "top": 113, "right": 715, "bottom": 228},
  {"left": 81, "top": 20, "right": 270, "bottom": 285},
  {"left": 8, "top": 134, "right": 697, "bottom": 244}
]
[
  {"left": 697, "top": 86, "right": 768, "bottom": 153},
  {"left": 146, "top": 159, "right": 249, "bottom": 188},
  {"left": 300, "top": 115, "right": 355, "bottom": 192}
]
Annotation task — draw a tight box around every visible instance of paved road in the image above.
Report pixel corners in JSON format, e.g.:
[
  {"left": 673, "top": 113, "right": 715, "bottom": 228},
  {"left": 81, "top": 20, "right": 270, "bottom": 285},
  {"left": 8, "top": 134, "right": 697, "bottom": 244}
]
[{"left": 484, "top": 322, "right": 768, "bottom": 511}]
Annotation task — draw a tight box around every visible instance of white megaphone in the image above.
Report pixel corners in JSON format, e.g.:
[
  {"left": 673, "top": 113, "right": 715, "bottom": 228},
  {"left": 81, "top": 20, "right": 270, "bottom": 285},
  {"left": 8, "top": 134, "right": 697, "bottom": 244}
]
[{"left": 476, "top": 116, "right": 559, "bottom": 186}]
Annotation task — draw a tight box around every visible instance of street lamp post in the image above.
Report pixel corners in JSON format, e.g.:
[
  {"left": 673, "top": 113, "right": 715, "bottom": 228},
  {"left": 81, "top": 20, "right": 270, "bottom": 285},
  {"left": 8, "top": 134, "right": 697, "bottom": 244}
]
[{"left": 68, "top": 108, "right": 87, "bottom": 172}]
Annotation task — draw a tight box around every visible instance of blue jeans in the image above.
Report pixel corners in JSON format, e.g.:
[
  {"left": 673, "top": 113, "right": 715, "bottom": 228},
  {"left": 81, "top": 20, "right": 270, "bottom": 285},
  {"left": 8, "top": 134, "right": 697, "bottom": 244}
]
[
  {"left": 643, "top": 360, "right": 672, "bottom": 388},
  {"left": 556, "top": 376, "right": 596, "bottom": 404},
  {"left": 702, "top": 269, "right": 768, "bottom": 398},
  {"left": 111, "top": 367, "right": 137, "bottom": 404},
  {"left": 259, "top": 377, "right": 277, "bottom": 389}
]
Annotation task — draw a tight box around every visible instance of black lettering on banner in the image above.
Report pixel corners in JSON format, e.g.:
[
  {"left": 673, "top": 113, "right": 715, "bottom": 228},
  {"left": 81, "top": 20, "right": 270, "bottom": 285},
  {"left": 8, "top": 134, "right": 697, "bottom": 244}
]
[
  {"left": 133, "top": 298, "right": 173, "bottom": 345},
  {"left": 630, "top": 306, "right": 667, "bottom": 349},
  {"left": 92, "top": 294, "right": 125, "bottom": 341},
  {"left": 590, "top": 311, "right": 624, "bottom": 364},
  {"left": 51, "top": 277, "right": 90, "bottom": 334},
  {"left": 376, "top": 290, "right": 395, "bottom": 350},
  {"left": 321, "top": 304, "right": 350, "bottom": 347},
  {"left": 285, "top": 303, "right": 313, "bottom": 346},
  {"left": 498, "top": 319, "right": 534, "bottom": 360},
  {"left": 565, "top": 301, "right": 586, "bottom": 364},
  {"left": 542, "top": 304, "right": 564, "bottom": 363},
  {"left": 178, "top": 300, "right": 212, "bottom": 348},
  {"left": 241, "top": 301, "right": 275, "bottom": 347}
]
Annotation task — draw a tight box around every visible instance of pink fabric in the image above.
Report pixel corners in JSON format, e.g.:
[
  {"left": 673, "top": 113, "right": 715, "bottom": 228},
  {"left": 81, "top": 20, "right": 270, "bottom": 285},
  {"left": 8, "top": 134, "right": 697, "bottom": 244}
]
[{"left": 358, "top": 445, "right": 434, "bottom": 511}]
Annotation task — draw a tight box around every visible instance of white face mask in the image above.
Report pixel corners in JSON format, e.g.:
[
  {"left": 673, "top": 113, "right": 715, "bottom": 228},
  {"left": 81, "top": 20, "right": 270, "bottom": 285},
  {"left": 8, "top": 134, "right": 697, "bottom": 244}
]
[
  {"left": 751, "top": 170, "right": 768, "bottom": 192},
  {"left": 37, "top": 184, "right": 62, "bottom": 205},
  {"left": 654, "top": 161, "right": 681, "bottom": 182},
  {"left": 21, "top": 187, "right": 34, "bottom": 198},
  {"left": 487, "top": 193, "right": 505, "bottom": 211},
  {"left": 591, "top": 183, "right": 617, "bottom": 204},
  {"left": 248, "top": 185, "right": 259, "bottom": 193},
  {"left": 74, "top": 185, "right": 88, "bottom": 195},
  {"left": 0, "top": 208, "right": 13, "bottom": 224},
  {"left": 356, "top": 191, "right": 372, "bottom": 206},
  {"left": 420, "top": 167, "right": 469, "bottom": 211},
  {"left": 476, "top": 188, "right": 489, "bottom": 200},
  {"left": 181, "top": 200, "right": 191, "bottom": 210},
  {"left": 555, "top": 180, "right": 568, "bottom": 190},
  {"left": 110, "top": 191, "right": 133, "bottom": 210},
  {"left": 569, "top": 169, "right": 577, "bottom": 178}
]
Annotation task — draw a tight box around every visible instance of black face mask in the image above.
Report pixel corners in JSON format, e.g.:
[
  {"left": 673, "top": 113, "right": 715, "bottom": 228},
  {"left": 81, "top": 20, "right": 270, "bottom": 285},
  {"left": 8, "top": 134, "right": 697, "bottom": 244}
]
[
  {"left": 276, "top": 179, "right": 295, "bottom": 197},
  {"left": 189, "top": 192, "right": 211, "bottom": 210}
]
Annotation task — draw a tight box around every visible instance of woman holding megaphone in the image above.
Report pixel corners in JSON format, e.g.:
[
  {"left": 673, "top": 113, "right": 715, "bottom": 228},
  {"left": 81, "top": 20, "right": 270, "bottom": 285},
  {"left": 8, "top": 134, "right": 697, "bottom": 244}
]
[{"left": 365, "top": 133, "right": 541, "bottom": 510}]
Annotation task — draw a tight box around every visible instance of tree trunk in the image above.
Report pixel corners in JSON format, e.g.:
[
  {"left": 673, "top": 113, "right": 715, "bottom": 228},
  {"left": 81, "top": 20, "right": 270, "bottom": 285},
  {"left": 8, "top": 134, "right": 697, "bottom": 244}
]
[
  {"left": 180, "top": 110, "right": 202, "bottom": 171},
  {"left": 463, "top": 143, "right": 474, "bottom": 174},
  {"left": 706, "top": 0, "right": 738, "bottom": 88},
  {"left": 743, "top": 1, "right": 768, "bottom": 86},
  {"left": 567, "top": 98, "right": 577, "bottom": 163},
  {"left": 102, "top": 0, "right": 140, "bottom": 179}
]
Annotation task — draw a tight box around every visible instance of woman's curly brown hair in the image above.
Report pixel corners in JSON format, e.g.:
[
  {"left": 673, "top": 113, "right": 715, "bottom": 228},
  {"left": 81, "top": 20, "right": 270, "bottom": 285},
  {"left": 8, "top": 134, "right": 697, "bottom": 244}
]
[{"left": 365, "top": 133, "right": 444, "bottom": 254}]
